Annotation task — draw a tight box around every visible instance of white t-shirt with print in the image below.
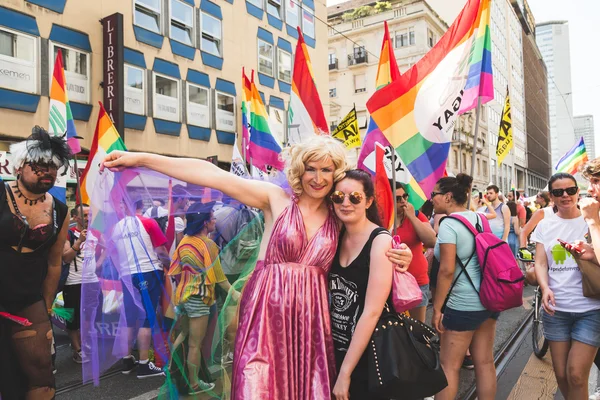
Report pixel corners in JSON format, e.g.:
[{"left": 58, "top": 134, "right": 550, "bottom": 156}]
[
  {"left": 531, "top": 214, "right": 600, "bottom": 313},
  {"left": 112, "top": 216, "right": 167, "bottom": 276}
]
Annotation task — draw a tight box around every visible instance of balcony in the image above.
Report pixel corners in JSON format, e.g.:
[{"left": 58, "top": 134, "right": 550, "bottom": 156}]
[
  {"left": 329, "top": 59, "right": 338, "bottom": 70},
  {"left": 348, "top": 48, "right": 368, "bottom": 66}
]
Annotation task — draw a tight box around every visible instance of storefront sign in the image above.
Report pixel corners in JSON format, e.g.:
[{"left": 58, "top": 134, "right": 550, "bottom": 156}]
[
  {"left": 155, "top": 94, "right": 180, "bottom": 122},
  {"left": 188, "top": 102, "right": 210, "bottom": 128},
  {"left": 0, "top": 59, "right": 37, "bottom": 94},
  {"left": 216, "top": 110, "right": 235, "bottom": 132},
  {"left": 102, "top": 13, "right": 125, "bottom": 139}
]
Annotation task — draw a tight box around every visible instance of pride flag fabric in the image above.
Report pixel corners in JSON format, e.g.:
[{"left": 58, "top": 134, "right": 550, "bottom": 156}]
[
  {"left": 241, "top": 69, "right": 252, "bottom": 160},
  {"left": 375, "top": 143, "right": 394, "bottom": 231},
  {"left": 358, "top": 21, "right": 427, "bottom": 209},
  {"left": 80, "top": 102, "right": 127, "bottom": 205},
  {"left": 555, "top": 137, "right": 588, "bottom": 175},
  {"left": 289, "top": 27, "right": 328, "bottom": 143},
  {"left": 366, "top": 0, "right": 493, "bottom": 199},
  {"left": 249, "top": 78, "right": 284, "bottom": 172}
]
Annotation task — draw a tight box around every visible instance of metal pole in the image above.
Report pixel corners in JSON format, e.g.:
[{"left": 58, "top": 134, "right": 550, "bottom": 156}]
[
  {"left": 390, "top": 147, "right": 398, "bottom": 235},
  {"left": 458, "top": 115, "right": 462, "bottom": 173},
  {"left": 467, "top": 98, "right": 482, "bottom": 207},
  {"left": 72, "top": 155, "right": 86, "bottom": 228}
]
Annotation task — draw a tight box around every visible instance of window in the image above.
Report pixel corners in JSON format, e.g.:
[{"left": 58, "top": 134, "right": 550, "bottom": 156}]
[
  {"left": 153, "top": 73, "right": 180, "bottom": 122},
  {"left": 409, "top": 27, "right": 415, "bottom": 45},
  {"left": 427, "top": 28, "right": 436, "bottom": 47},
  {"left": 247, "top": 0, "right": 262, "bottom": 9},
  {"left": 216, "top": 92, "right": 235, "bottom": 132},
  {"left": 354, "top": 74, "right": 365, "bottom": 93},
  {"left": 186, "top": 82, "right": 210, "bottom": 127},
  {"left": 134, "top": 0, "right": 162, "bottom": 34},
  {"left": 258, "top": 39, "right": 274, "bottom": 77},
  {"left": 302, "top": 8, "right": 315, "bottom": 38},
  {"left": 50, "top": 43, "right": 90, "bottom": 103},
  {"left": 477, "top": 159, "right": 481, "bottom": 176},
  {"left": 277, "top": 48, "right": 292, "bottom": 83},
  {"left": 268, "top": 106, "right": 285, "bottom": 144},
  {"left": 201, "top": 12, "right": 222, "bottom": 57},
  {"left": 395, "top": 30, "right": 408, "bottom": 48},
  {"left": 170, "top": 0, "right": 194, "bottom": 46},
  {"left": 453, "top": 150, "right": 458, "bottom": 168},
  {"left": 0, "top": 27, "right": 37, "bottom": 94},
  {"left": 286, "top": 0, "right": 299, "bottom": 27},
  {"left": 266, "top": 0, "right": 282, "bottom": 19},
  {"left": 124, "top": 65, "right": 145, "bottom": 115},
  {"left": 329, "top": 81, "right": 336, "bottom": 97}
]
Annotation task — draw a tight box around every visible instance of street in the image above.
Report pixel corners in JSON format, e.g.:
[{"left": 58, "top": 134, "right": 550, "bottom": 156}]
[{"left": 53, "top": 285, "right": 599, "bottom": 399}]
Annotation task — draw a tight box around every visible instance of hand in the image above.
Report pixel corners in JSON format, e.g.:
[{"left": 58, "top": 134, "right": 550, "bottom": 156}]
[
  {"left": 541, "top": 287, "right": 556, "bottom": 316},
  {"left": 101, "top": 151, "right": 141, "bottom": 172},
  {"left": 78, "top": 229, "right": 88, "bottom": 244},
  {"left": 404, "top": 202, "right": 416, "bottom": 219},
  {"left": 231, "top": 289, "right": 242, "bottom": 302},
  {"left": 387, "top": 244, "right": 412, "bottom": 273},
  {"left": 332, "top": 373, "right": 351, "bottom": 400},
  {"left": 432, "top": 308, "right": 444, "bottom": 334},
  {"left": 579, "top": 197, "right": 600, "bottom": 223},
  {"left": 568, "top": 240, "right": 596, "bottom": 262}
]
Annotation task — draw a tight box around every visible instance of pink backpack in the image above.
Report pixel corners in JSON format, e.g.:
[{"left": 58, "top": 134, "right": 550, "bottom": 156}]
[{"left": 442, "top": 213, "right": 524, "bottom": 313}]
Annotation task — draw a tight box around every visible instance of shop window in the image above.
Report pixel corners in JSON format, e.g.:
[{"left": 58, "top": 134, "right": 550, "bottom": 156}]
[
  {"left": 266, "top": 0, "right": 282, "bottom": 19},
  {"left": 153, "top": 72, "right": 180, "bottom": 122},
  {"left": 286, "top": 0, "right": 298, "bottom": 27},
  {"left": 248, "top": 0, "right": 263, "bottom": 9},
  {"left": 277, "top": 48, "right": 292, "bottom": 83},
  {"left": 170, "top": 0, "right": 194, "bottom": 46},
  {"left": 186, "top": 82, "right": 210, "bottom": 128},
  {"left": 216, "top": 91, "right": 236, "bottom": 132},
  {"left": 268, "top": 106, "right": 285, "bottom": 144},
  {"left": 134, "top": 0, "right": 162, "bottom": 34},
  {"left": 50, "top": 42, "right": 90, "bottom": 103},
  {"left": 0, "top": 27, "right": 38, "bottom": 94},
  {"left": 258, "top": 39, "right": 274, "bottom": 77},
  {"left": 124, "top": 64, "right": 145, "bottom": 115},
  {"left": 201, "top": 12, "right": 222, "bottom": 57}
]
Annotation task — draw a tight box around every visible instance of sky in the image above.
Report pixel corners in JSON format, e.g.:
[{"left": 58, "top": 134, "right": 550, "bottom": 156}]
[{"left": 325, "top": 0, "right": 600, "bottom": 156}]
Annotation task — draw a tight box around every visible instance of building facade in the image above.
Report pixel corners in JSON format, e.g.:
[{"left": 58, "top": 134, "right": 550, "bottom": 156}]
[
  {"left": 535, "top": 21, "right": 575, "bottom": 167},
  {"left": 513, "top": 0, "right": 551, "bottom": 194},
  {"left": 574, "top": 115, "right": 596, "bottom": 161},
  {"left": 0, "top": 0, "right": 328, "bottom": 168}
]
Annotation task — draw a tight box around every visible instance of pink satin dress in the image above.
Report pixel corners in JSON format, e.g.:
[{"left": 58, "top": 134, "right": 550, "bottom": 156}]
[{"left": 231, "top": 198, "right": 338, "bottom": 400}]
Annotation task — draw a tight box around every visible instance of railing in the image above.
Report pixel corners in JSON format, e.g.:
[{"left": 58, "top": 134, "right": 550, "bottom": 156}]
[
  {"left": 329, "top": 59, "right": 338, "bottom": 70},
  {"left": 348, "top": 49, "right": 368, "bottom": 66}
]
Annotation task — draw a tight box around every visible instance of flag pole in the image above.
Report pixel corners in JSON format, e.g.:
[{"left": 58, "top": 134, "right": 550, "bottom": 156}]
[
  {"left": 467, "top": 97, "right": 482, "bottom": 207},
  {"left": 391, "top": 147, "right": 397, "bottom": 234},
  {"left": 73, "top": 154, "right": 86, "bottom": 227}
]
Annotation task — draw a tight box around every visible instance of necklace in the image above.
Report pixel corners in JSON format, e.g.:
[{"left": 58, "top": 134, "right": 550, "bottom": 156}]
[{"left": 14, "top": 182, "right": 46, "bottom": 206}]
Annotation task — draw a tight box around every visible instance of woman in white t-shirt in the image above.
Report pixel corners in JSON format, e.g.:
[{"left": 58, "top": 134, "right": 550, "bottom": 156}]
[{"left": 532, "top": 173, "right": 600, "bottom": 400}]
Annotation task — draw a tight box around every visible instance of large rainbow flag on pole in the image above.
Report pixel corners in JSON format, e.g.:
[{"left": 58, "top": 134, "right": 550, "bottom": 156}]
[
  {"left": 249, "top": 78, "right": 284, "bottom": 172},
  {"left": 241, "top": 69, "right": 252, "bottom": 161},
  {"left": 555, "top": 137, "right": 588, "bottom": 175},
  {"left": 358, "top": 21, "right": 427, "bottom": 209},
  {"left": 366, "top": 0, "right": 493, "bottom": 199},
  {"left": 80, "top": 102, "right": 127, "bottom": 205},
  {"left": 288, "top": 27, "right": 328, "bottom": 144}
]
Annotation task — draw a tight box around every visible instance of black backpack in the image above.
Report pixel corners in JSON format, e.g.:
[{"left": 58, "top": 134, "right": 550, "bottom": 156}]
[
  {"left": 150, "top": 206, "right": 169, "bottom": 233},
  {"left": 58, "top": 230, "right": 78, "bottom": 292}
]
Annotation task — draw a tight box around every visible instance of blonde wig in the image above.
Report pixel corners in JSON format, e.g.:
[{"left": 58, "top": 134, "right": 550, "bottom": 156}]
[{"left": 281, "top": 135, "right": 349, "bottom": 196}]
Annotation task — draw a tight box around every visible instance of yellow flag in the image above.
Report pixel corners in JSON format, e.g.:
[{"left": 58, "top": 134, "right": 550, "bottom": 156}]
[
  {"left": 496, "top": 87, "right": 513, "bottom": 165},
  {"left": 332, "top": 107, "right": 361, "bottom": 149}
]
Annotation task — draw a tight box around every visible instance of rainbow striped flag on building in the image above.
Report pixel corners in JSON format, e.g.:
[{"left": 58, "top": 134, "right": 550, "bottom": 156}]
[
  {"left": 555, "top": 137, "right": 588, "bottom": 175},
  {"left": 366, "top": 0, "right": 493, "bottom": 199},
  {"left": 241, "top": 69, "right": 252, "bottom": 160},
  {"left": 358, "top": 22, "right": 427, "bottom": 209},
  {"left": 288, "top": 27, "right": 328, "bottom": 143},
  {"left": 249, "top": 78, "right": 284, "bottom": 172},
  {"left": 80, "top": 102, "right": 127, "bottom": 205}
]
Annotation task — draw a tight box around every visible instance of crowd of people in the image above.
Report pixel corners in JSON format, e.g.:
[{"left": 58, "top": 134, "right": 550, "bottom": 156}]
[{"left": 1, "top": 127, "right": 600, "bottom": 400}]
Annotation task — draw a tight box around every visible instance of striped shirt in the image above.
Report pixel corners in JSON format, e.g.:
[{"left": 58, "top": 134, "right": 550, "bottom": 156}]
[{"left": 168, "top": 235, "right": 226, "bottom": 306}]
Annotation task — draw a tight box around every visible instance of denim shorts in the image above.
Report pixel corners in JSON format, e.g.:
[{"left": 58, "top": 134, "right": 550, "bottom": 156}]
[
  {"left": 542, "top": 309, "right": 600, "bottom": 347},
  {"left": 442, "top": 307, "right": 500, "bottom": 332},
  {"left": 177, "top": 295, "right": 211, "bottom": 318},
  {"left": 417, "top": 284, "right": 430, "bottom": 308},
  {"left": 122, "top": 271, "right": 163, "bottom": 328}
]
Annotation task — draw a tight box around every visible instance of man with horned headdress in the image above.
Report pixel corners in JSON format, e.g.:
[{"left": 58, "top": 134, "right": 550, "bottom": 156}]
[{"left": 0, "top": 126, "right": 71, "bottom": 399}]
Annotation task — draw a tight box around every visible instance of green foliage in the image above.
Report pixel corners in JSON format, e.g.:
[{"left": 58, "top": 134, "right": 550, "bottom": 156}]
[
  {"left": 374, "top": 1, "right": 392, "bottom": 12},
  {"left": 342, "top": 5, "right": 374, "bottom": 21}
]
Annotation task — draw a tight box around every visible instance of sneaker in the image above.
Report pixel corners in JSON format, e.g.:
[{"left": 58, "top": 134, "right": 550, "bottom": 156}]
[
  {"left": 137, "top": 361, "right": 165, "bottom": 379},
  {"left": 221, "top": 352, "right": 234, "bottom": 366},
  {"left": 188, "top": 380, "right": 216, "bottom": 395},
  {"left": 121, "top": 355, "right": 138, "bottom": 375},
  {"left": 72, "top": 350, "right": 90, "bottom": 364},
  {"left": 590, "top": 387, "right": 600, "bottom": 400},
  {"left": 462, "top": 355, "right": 475, "bottom": 370}
]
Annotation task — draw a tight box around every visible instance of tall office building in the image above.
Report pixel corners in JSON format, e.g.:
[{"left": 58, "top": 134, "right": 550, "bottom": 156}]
[
  {"left": 574, "top": 115, "right": 596, "bottom": 160},
  {"left": 535, "top": 21, "right": 576, "bottom": 166}
]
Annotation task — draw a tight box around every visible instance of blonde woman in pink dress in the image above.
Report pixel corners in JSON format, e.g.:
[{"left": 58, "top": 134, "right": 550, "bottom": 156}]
[{"left": 103, "top": 136, "right": 412, "bottom": 400}]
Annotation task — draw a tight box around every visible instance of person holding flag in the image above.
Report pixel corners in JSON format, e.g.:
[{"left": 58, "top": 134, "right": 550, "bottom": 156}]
[{"left": 0, "top": 127, "right": 71, "bottom": 399}]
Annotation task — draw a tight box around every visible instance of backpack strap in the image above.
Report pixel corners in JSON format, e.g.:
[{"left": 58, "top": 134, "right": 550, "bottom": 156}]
[{"left": 68, "top": 229, "right": 79, "bottom": 272}]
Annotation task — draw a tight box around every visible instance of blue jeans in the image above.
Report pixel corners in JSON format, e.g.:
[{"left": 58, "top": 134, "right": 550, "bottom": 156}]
[
  {"left": 543, "top": 309, "right": 600, "bottom": 347},
  {"left": 508, "top": 232, "right": 519, "bottom": 257},
  {"left": 442, "top": 307, "right": 500, "bottom": 332}
]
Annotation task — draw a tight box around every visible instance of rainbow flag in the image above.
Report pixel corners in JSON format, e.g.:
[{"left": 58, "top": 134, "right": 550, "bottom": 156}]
[
  {"left": 358, "top": 22, "right": 427, "bottom": 209},
  {"left": 289, "top": 27, "right": 328, "bottom": 143},
  {"left": 80, "top": 102, "right": 127, "bottom": 205},
  {"left": 375, "top": 143, "right": 394, "bottom": 231},
  {"left": 249, "top": 78, "right": 284, "bottom": 172},
  {"left": 366, "top": 0, "right": 493, "bottom": 199},
  {"left": 241, "top": 69, "right": 252, "bottom": 160},
  {"left": 555, "top": 137, "right": 588, "bottom": 175}
]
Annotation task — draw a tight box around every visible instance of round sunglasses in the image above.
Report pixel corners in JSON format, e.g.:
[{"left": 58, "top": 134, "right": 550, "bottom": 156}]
[
  {"left": 550, "top": 186, "right": 578, "bottom": 197},
  {"left": 330, "top": 191, "right": 364, "bottom": 205}
]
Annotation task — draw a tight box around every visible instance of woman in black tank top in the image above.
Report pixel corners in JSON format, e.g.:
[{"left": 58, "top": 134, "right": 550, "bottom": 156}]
[{"left": 328, "top": 170, "right": 394, "bottom": 400}]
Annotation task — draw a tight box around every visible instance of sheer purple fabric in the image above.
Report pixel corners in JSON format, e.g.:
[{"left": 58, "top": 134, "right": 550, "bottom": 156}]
[{"left": 231, "top": 198, "right": 339, "bottom": 400}]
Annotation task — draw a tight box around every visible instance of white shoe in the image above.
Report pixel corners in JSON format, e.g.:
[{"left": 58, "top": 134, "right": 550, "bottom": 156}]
[
  {"left": 590, "top": 387, "right": 600, "bottom": 400},
  {"left": 424, "top": 397, "right": 435, "bottom": 400}
]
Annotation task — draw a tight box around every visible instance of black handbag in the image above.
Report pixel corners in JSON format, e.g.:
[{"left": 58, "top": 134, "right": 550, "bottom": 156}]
[{"left": 367, "top": 306, "right": 448, "bottom": 399}]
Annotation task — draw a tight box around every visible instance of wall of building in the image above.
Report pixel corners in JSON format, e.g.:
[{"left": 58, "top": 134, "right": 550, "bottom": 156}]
[{"left": 0, "top": 0, "right": 328, "bottom": 163}]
